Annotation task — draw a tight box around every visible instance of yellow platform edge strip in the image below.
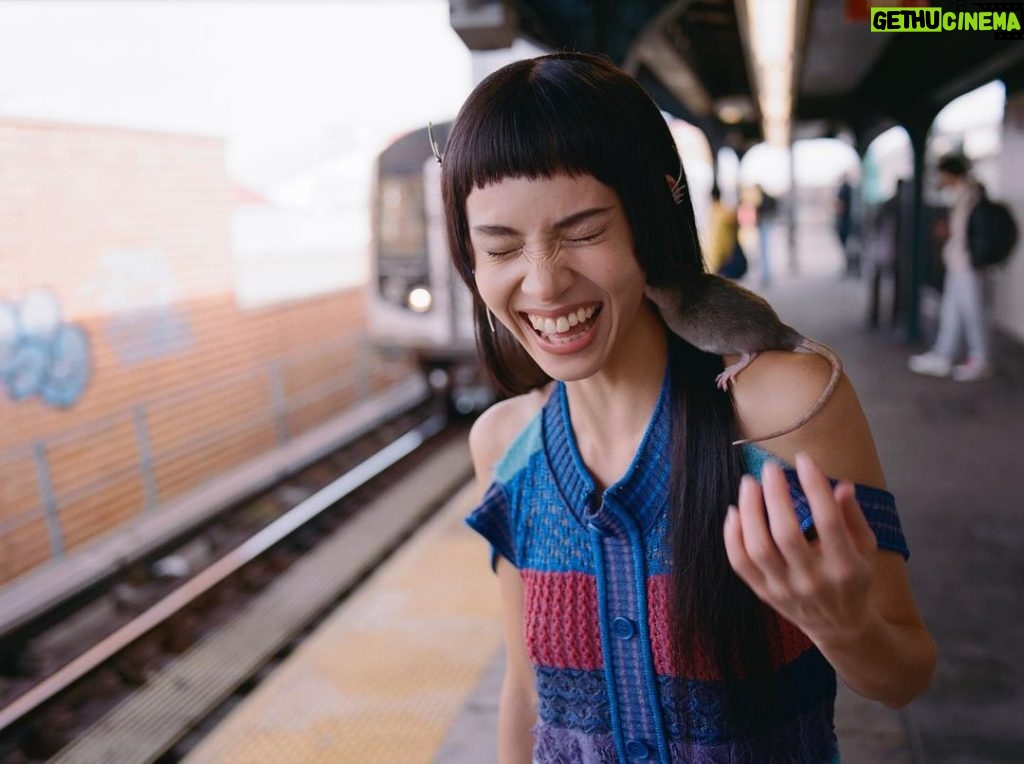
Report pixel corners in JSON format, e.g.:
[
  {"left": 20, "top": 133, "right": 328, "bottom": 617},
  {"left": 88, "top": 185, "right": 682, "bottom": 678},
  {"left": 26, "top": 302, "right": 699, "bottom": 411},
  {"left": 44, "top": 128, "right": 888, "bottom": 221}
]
[{"left": 185, "top": 479, "right": 502, "bottom": 764}]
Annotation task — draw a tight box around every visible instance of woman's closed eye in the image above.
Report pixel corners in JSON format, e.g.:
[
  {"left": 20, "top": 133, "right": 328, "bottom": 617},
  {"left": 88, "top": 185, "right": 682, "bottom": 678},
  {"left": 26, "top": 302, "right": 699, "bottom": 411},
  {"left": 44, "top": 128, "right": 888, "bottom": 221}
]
[
  {"left": 563, "top": 222, "right": 609, "bottom": 246},
  {"left": 481, "top": 226, "right": 606, "bottom": 257},
  {"left": 484, "top": 244, "right": 523, "bottom": 258}
]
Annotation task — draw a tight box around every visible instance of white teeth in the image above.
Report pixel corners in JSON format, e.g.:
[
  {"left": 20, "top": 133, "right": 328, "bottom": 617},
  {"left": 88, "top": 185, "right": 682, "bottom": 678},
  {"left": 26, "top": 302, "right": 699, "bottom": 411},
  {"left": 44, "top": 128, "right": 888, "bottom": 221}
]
[{"left": 525, "top": 305, "right": 600, "bottom": 336}]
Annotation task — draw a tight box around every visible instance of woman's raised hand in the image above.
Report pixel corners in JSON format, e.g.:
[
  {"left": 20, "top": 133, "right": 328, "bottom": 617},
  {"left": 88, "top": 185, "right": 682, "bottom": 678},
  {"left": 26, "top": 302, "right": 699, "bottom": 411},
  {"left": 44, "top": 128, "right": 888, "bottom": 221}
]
[{"left": 723, "top": 453, "right": 879, "bottom": 647}]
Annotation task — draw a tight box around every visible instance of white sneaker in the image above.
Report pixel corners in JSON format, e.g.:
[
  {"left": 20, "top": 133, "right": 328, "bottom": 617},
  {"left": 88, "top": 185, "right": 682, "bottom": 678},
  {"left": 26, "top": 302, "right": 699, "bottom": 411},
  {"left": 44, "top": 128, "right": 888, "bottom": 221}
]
[
  {"left": 952, "top": 359, "right": 993, "bottom": 382},
  {"left": 908, "top": 352, "right": 952, "bottom": 377}
]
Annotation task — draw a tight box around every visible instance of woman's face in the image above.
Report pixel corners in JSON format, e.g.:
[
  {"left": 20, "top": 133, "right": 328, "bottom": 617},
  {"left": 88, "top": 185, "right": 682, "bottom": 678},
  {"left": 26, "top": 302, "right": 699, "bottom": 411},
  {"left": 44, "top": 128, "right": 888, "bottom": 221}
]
[{"left": 466, "top": 173, "right": 657, "bottom": 381}]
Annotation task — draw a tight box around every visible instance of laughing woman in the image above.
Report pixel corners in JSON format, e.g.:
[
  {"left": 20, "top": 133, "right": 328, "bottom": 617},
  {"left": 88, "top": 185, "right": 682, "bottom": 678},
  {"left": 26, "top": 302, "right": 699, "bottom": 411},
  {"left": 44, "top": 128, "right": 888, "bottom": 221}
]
[{"left": 441, "top": 52, "right": 936, "bottom": 763}]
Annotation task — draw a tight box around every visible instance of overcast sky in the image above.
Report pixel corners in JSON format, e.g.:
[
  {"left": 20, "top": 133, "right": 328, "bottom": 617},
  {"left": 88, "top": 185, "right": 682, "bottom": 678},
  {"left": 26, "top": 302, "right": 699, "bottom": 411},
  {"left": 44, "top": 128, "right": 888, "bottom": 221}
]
[
  {"left": 0, "top": 1, "right": 1004, "bottom": 193},
  {"left": 0, "top": 0, "right": 473, "bottom": 186}
]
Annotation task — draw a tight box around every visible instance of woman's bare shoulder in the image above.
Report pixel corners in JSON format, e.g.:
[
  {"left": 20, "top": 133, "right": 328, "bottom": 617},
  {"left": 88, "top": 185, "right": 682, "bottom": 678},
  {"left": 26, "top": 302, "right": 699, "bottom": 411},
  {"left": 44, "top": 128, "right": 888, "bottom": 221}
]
[
  {"left": 727, "top": 350, "right": 886, "bottom": 486},
  {"left": 468, "top": 383, "right": 553, "bottom": 484}
]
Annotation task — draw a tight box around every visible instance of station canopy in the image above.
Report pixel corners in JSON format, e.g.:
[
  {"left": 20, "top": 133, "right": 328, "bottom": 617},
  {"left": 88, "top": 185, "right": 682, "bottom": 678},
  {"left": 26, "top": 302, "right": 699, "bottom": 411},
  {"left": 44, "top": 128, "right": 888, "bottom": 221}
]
[{"left": 450, "top": 0, "right": 1024, "bottom": 154}]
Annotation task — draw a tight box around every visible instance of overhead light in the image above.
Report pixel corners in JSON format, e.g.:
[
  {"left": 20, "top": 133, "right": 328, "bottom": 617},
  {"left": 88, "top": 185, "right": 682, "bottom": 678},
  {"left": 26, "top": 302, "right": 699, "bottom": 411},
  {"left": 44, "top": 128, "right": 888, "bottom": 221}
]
[{"left": 745, "top": 0, "right": 797, "bottom": 145}]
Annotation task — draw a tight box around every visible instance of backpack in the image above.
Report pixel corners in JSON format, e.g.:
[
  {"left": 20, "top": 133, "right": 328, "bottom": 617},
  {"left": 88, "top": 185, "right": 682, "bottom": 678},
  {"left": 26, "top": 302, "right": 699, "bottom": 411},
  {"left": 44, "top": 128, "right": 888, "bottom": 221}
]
[{"left": 968, "top": 193, "right": 1018, "bottom": 268}]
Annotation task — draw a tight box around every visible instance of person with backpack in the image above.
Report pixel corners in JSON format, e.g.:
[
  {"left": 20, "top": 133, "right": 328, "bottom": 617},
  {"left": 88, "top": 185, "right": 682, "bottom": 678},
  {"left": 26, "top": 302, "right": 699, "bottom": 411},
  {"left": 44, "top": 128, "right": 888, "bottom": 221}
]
[{"left": 908, "top": 153, "right": 1011, "bottom": 382}]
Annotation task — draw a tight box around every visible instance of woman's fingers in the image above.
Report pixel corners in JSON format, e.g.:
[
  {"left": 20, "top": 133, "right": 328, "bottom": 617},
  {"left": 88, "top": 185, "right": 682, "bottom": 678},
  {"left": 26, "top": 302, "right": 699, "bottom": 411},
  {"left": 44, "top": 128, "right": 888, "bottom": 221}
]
[
  {"left": 723, "top": 504, "right": 763, "bottom": 589},
  {"left": 761, "top": 461, "right": 812, "bottom": 568},
  {"left": 725, "top": 456, "right": 878, "bottom": 641},
  {"left": 835, "top": 480, "right": 878, "bottom": 557},
  {"left": 737, "top": 473, "right": 787, "bottom": 578},
  {"left": 795, "top": 452, "right": 855, "bottom": 560}
]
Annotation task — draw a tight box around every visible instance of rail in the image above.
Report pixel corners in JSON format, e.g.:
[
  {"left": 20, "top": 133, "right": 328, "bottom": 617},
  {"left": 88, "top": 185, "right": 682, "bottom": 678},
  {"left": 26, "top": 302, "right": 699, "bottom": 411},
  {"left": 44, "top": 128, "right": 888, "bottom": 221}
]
[{"left": 0, "top": 412, "right": 446, "bottom": 735}]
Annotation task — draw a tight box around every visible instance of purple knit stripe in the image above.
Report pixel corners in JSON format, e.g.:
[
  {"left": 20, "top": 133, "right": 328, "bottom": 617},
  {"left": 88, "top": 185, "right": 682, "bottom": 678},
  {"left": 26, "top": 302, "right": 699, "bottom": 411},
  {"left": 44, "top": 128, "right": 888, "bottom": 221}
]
[
  {"left": 533, "top": 722, "right": 619, "bottom": 763},
  {"left": 533, "top": 703, "right": 838, "bottom": 763},
  {"left": 670, "top": 703, "right": 838, "bottom": 762}
]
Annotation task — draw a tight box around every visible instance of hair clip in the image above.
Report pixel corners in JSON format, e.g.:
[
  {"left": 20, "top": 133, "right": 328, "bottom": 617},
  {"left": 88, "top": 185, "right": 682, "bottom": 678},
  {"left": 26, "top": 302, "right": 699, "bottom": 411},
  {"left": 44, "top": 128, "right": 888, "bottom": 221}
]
[
  {"left": 670, "top": 162, "right": 687, "bottom": 205},
  {"left": 428, "top": 122, "right": 443, "bottom": 166}
]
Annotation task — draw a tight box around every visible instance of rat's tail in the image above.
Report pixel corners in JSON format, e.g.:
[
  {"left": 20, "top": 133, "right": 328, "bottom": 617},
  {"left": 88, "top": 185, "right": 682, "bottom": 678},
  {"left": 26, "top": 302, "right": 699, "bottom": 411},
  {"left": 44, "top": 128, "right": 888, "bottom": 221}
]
[{"left": 731, "top": 338, "right": 843, "bottom": 446}]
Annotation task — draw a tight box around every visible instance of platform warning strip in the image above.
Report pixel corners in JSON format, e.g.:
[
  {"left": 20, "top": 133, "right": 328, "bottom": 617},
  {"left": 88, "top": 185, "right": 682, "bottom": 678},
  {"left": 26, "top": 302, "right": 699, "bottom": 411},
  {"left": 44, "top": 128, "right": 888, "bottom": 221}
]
[{"left": 183, "top": 479, "right": 503, "bottom": 763}]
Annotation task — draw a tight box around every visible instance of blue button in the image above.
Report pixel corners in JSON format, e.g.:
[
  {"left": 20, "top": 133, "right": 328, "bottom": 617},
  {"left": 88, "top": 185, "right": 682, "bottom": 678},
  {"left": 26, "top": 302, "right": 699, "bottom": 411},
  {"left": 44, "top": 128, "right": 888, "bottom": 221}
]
[
  {"left": 625, "top": 739, "right": 650, "bottom": 759},
  {"left": 611, "top": 617, "right": 636, "bottom": 639}
]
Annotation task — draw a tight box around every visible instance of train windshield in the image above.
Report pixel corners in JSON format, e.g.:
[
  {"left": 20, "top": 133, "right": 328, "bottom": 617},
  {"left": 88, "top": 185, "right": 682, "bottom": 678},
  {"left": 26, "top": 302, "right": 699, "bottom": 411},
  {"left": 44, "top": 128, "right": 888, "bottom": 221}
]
[{"left": 378, "top": 175, "right": 426, "bottom": 260}]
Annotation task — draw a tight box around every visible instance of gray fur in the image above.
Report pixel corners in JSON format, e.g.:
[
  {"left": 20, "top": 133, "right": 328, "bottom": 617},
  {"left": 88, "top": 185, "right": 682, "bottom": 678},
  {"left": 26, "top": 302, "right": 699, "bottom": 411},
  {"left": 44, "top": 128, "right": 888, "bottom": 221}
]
[{"left": 645, "top": 274, "right": 842, "bottom": 445}]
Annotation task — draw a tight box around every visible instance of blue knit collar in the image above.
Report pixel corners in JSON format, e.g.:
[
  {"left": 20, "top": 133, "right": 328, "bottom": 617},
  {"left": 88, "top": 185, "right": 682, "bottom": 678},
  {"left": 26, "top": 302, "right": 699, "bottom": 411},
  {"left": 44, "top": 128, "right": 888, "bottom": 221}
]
[{"left": 541, "top": 366, "right": 673, "bottom": 535}]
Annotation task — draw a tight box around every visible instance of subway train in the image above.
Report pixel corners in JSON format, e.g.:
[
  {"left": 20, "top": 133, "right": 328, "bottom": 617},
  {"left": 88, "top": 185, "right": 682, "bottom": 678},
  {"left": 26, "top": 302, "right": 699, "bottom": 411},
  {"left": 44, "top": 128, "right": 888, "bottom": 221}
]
[{"left": 368, "top": 122, "right": 491, "bottom": 413}]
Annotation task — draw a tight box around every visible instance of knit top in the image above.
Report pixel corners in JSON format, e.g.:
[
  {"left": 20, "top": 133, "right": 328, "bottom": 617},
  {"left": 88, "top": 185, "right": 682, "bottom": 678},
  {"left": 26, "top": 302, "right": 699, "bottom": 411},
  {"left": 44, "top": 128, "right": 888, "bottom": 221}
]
[{"left": 465, "top": 373, "right": 909, "bottom": 763}]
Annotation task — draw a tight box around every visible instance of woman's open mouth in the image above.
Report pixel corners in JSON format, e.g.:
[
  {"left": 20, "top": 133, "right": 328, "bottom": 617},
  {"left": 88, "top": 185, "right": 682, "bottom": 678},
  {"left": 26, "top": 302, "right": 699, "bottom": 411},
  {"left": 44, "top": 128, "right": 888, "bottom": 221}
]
[{"left": 521, "top": 304, "right": 603, "bottom": 352}]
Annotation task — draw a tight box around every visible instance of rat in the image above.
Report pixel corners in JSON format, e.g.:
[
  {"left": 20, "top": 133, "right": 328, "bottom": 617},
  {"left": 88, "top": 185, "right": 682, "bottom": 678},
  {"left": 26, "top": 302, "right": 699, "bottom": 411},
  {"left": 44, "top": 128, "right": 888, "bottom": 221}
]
[{"left": 644, "top": 275, "right": 842, "bottom": 446}]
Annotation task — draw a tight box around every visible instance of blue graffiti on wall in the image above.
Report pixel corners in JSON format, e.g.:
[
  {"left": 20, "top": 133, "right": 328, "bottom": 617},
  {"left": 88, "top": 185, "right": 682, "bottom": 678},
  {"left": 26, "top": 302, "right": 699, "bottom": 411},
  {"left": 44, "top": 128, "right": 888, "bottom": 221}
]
[{"left": 0, "top": 289, "right": 91, "bottom": 408}]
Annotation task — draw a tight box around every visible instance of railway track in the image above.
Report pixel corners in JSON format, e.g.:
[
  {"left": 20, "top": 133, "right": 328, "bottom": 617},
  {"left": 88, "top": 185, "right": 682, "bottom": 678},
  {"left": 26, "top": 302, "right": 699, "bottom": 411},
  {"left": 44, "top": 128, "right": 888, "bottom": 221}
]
[{"left": 0, "top": 404, "right": 473, "bottom": 763}]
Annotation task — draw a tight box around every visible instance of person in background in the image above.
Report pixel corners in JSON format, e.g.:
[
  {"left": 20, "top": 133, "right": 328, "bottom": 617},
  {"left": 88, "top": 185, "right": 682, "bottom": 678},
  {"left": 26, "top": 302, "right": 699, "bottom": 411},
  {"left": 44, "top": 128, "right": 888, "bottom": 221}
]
[
  {"left": 703, "top": 185, "right": 740, "bottom": 276},
  {"left": 908, "top": 154, "right": 991, "bottom": 382},
  {"left": 836, "top": 174, "right": 855, "bottom": 275},
  {"left": 753, "top": 184, "right": 777, "bottom": 286},
  {"left": 865, "top": 180, "right": 905, "bottom": 331}
]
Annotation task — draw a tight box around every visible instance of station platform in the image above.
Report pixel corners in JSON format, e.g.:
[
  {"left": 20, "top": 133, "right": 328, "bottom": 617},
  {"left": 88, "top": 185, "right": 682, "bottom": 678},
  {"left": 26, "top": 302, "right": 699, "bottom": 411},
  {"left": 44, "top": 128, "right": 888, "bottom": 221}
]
[
  {"left": 182, "top": 480, "right": 501, "bottom": 764},
  {"left": 187, "top": 224, "right": 1024, "bottom": 763}
]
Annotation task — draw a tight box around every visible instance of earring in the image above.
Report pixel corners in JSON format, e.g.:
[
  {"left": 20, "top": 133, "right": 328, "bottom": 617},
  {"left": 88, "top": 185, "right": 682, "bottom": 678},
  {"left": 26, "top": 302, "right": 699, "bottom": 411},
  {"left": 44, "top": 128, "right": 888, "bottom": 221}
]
[
  {"left": 486, "top": 309, "right": 497, "bottom": 333},
  {"left": 428, "top": 122, "right": 443, "bottom": 166}
]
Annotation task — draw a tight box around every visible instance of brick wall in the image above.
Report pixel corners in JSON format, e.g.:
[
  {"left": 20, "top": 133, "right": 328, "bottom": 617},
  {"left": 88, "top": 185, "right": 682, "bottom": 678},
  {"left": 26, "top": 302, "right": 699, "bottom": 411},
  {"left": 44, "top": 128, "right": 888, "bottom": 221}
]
[{"left": 0, "top": 118, "right": 413, "bottom": 585}]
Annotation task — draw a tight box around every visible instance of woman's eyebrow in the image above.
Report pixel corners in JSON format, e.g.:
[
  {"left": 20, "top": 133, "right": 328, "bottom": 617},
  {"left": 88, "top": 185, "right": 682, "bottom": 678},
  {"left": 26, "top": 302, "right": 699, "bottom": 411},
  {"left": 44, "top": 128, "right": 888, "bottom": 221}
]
[{"left": 471, "top": 206, "right": 613, "bottom": 236}]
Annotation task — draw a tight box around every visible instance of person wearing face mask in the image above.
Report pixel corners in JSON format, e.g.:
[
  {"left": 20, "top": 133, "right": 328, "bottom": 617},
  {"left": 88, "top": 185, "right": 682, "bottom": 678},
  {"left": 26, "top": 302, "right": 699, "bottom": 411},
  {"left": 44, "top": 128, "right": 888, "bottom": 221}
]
[
  {"left": 442, "top": 52, "right": 935, "bottom": 764},
  {"left": 908, "top": 153, "right": 992, "bottom": 381}
]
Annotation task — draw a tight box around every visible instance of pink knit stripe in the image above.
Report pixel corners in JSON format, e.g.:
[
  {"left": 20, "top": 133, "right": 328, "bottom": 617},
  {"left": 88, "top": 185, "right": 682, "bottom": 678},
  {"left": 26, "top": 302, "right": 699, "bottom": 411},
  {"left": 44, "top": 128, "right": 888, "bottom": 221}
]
[
  {"left": 647, "top": 575, "right": 816, "bottom": 679},
  {"left": 521, "top": 570, "right": 816, "bottom": 678},
  {"left": 522, "top": 570, "right": 604, "bottom": 671}
]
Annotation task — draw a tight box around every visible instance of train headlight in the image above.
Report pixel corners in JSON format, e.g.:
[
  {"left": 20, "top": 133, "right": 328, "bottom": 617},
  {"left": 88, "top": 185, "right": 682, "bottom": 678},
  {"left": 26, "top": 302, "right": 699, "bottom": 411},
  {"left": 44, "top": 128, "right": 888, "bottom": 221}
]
[{"left": 407, "top": 287, "right": 433, "bottom": 313}]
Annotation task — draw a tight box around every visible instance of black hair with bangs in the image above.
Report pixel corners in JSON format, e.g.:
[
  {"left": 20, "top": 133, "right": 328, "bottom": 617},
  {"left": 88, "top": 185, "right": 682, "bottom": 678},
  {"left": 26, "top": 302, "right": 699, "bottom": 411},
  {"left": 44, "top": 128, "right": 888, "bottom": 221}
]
[
  {"left": 442, "top": 52, "right": 702, "bottom": 392},
  {"left": 441, "top": 52, "right": 773, "bottom": 731}
]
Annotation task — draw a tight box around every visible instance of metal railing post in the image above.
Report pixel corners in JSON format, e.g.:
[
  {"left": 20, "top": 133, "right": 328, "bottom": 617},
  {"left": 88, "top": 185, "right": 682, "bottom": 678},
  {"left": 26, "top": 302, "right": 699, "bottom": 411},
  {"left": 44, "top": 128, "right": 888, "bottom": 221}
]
[
  {"left": 32, "top": 441, "right": 64, "bottom": 558},
  {"left": 133, "top": 405, "right": 159, "bottom": 513},
  {"left": 268, "top": 362, "right": 290, "bottom": 444}
]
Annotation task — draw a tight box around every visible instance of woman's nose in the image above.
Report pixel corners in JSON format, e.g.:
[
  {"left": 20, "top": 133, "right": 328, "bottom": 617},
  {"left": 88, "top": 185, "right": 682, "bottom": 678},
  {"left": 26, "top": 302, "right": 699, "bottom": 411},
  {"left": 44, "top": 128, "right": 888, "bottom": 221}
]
[{"left": 520, "top": 253, "right": 571, "bottom": 302}]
